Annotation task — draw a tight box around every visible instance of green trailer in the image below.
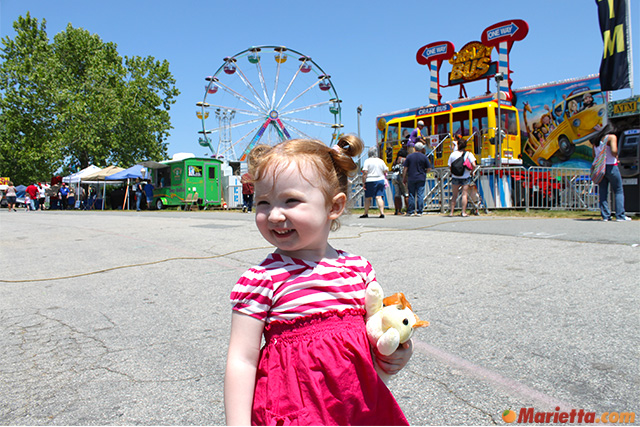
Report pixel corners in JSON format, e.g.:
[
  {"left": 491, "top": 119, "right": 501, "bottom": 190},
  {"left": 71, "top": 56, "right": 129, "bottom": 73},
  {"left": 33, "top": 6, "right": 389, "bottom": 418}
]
[{"left": 147, "top": 157, "right": 223, "bottom": 210}]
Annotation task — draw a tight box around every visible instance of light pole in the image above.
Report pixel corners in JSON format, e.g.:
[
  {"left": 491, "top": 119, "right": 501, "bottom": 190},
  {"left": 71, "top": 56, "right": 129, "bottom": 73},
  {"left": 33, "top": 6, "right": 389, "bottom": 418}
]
[
  {"left": 356, "top": 105, "right": 363, "bottom": 168},
  {"left": 356, "top": 105, "right": 363, "bottom": 139},
  {"left": 494, "top": 73, "right": 504, "bottom": 166}
]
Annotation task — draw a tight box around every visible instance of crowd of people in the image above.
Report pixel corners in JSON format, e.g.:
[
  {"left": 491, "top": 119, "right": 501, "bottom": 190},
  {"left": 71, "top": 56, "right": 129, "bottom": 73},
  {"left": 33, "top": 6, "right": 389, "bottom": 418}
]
[
  {"left": 2, "top": 181, "right": 95, "bottom": 211},
  {"left": 359, "top": 126, "right": 482, "bottom": 218},
  {"left": 1, "top": 179, "right": 156, "bottom": 212}
]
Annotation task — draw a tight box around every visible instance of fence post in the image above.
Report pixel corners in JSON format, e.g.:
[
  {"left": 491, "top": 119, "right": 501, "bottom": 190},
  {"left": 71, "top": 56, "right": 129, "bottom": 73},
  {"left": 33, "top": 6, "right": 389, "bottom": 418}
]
[{"left": 525, "top": 169, "right": 530, "bottom": 213}]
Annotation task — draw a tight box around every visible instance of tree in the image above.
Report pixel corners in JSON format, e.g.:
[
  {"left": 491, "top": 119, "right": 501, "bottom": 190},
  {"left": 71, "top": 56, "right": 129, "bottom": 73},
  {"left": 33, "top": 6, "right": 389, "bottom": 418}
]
[
  {"left": 52, "top": 24, "right": 125, "bottom": 171},
  {"left": 52, "top": 25, "right": 180, "bottom": 170},
  {"left": 0, "top": 15, "right": 180, "bottom": 184},
  {"left": 111, "top": 55, "right": 180, "bottom": 166},
  {"left": 0, "top": 13, "right": 63, "bottom": 184}
]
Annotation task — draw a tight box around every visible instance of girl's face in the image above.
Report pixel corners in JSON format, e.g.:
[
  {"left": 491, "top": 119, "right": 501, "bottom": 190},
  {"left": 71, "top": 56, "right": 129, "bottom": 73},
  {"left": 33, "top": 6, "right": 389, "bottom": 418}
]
[{"left": 254, "top": 161, "right": 345, "bottom": 261}]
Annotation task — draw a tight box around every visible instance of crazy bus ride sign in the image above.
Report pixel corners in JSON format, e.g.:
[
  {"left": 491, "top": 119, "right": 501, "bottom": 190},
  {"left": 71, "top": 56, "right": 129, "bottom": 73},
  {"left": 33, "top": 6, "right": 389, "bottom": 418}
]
[
  {"left": 416, "top": 19, "right": 528, "bottom": 105},
  {"left": 447, "top": 41, "right": 496, "bottom": 86}
]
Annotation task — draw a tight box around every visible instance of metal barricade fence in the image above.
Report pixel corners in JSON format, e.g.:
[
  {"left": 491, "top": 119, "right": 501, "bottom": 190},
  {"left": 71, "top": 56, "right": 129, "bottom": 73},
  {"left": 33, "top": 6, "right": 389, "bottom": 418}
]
[
  {"left": 463, "top": 166, "right": 599, "bottom": 211},
  {"left": 526, "top": 167, "right": 599, "bottom": 211},
  {"left": 350, "top": 166, "right": 600, "bottom": 212}
]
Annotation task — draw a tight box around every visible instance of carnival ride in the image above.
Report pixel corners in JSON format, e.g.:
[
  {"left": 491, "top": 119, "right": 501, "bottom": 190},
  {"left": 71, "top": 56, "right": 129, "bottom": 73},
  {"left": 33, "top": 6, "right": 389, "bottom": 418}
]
[{"left": 197, "top": 46, "right": 343, "bottom": 161}]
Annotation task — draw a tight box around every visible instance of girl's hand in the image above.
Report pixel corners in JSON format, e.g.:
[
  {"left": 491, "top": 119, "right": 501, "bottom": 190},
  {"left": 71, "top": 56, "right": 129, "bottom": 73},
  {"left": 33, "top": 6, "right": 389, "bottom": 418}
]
[{"left": 373, "top": 339, "right": 413, "bottom": 376}]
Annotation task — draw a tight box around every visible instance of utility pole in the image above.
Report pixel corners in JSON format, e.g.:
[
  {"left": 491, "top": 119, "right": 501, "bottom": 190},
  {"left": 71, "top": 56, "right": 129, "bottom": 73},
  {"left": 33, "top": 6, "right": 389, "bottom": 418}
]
[
  {"left": 356, "top": 105, "right": 363, "bottom": 167},
  {"left": 495, "top": 73, "right": 504, "bottom": 166}
]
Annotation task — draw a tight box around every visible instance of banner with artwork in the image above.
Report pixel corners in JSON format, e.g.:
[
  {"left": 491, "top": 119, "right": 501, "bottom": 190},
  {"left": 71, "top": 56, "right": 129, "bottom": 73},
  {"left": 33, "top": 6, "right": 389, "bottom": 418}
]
[{"left": 513, "top": 75, "right": 604, "bottom": 168}]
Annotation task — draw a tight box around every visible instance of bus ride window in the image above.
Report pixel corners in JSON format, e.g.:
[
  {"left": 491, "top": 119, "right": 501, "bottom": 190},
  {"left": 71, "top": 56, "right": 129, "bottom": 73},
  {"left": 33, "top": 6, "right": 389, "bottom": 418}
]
[
  {"left": 472, "top": 108, "right": 488, "bottom": 155},
  {"left": 423, "top": 122, "right": 432, "bottom": 137},
  {"left": 434, "top": 115, "right": 449, "bottom": 158},
  {"left": 419, "top": 121, "right": 431, "bottom": 139},
  {"left": 401, "top": 120, "right": 414, "bottom": 145},
  {"left": 452, "top": 111, "right": 469, "bottom": 137},
  {"left": 502, "top": 110, "right": 517, "bottom": 135},
  {"left": 401, "top": 129, "right": 411, "bottom": 145},
  {"left": 434, "top": 115, "right": 449, "bottom": 136},
  {"left": 507, "top": 111, "right": 518, "bottom": 135},
  {"left": 388, "top": 124, "right": 399, "bottom": 146}
]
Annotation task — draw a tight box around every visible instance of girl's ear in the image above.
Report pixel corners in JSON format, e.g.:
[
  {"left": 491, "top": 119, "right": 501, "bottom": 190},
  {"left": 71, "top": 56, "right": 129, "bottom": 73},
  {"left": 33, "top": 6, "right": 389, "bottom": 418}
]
[{"left": 329, "top": 192, "right": 347, "bottom": 219}]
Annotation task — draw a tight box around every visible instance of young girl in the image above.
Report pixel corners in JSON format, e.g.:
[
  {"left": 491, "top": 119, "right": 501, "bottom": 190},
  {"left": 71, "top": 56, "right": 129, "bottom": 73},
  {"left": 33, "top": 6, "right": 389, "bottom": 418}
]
[{"left": 225, "top": 135, "right": 411, "bottom": 426}]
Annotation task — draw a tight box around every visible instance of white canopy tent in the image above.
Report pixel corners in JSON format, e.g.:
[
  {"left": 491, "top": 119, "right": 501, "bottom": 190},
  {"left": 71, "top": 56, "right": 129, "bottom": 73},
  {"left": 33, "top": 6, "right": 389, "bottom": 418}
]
[
  {"left": 62, "top": 165, "right": 102, "bottom": 208},
  {"left": 62, "top": 165, "right": 101, "bottom": 184},
  {"left": 80, "top": 166, "right": 125, "bottom": 210}
]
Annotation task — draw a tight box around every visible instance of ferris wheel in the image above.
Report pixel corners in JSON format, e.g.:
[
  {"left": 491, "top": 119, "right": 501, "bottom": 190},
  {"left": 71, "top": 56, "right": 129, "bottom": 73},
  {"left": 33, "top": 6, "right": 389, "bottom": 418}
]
[{"left": 197, "top": 45, "right": 343, "bottom": 161}]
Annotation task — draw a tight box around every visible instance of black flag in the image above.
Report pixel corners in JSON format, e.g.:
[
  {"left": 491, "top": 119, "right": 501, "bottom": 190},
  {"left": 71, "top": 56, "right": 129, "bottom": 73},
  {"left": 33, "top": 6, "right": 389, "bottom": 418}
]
[{"left": 596, "top": 0, "right": 631, "bottom": 90}]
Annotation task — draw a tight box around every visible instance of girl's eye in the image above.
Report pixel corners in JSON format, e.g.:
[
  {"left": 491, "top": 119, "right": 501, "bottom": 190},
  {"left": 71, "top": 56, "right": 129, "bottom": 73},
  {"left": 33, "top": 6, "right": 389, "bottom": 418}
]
[
  {"left": 256, "top": 200, "right": 269, "bottom": 206},
  {"left": 286, "top": 198, "right": 301, "bottom": 204}
]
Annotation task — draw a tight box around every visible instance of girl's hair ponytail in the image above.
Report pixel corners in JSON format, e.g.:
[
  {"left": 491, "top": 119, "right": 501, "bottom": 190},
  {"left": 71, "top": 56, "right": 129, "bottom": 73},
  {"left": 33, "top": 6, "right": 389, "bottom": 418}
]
[{"left": 328, "top": 134, "right": 364, "bottom": 180}]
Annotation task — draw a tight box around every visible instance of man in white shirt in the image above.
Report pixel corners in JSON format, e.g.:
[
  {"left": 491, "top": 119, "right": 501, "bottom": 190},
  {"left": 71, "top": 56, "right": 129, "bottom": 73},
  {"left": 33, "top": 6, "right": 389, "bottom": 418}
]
[{"left": 360, "top": 147, "right": 388, "bottom": 218}]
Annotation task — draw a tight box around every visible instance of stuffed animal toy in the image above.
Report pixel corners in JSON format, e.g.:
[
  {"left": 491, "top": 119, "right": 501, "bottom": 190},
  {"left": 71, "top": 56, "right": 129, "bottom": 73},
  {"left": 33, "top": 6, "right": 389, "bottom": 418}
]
[{"left": 365, "top": 282, "right": 429, "bottom": 357}]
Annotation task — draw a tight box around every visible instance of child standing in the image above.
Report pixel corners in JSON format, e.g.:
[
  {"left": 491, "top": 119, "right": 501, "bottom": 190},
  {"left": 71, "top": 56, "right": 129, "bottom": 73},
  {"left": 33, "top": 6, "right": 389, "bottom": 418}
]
[{"left": 225, "top": 135, "right": 411, "bottom": 426}]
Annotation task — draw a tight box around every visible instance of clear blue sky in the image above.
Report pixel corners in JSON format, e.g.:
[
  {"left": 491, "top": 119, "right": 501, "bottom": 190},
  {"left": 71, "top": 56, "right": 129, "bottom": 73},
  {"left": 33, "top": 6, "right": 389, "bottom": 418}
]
[{"left": 2, "top": 0, "right": 638, "bottom": 159}]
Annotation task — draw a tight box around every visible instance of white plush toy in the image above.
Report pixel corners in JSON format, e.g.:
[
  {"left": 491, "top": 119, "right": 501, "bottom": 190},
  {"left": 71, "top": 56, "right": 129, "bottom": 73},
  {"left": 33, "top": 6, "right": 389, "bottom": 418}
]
[{"left": 365, "top": 282, "right": 429, "bottom": 357}]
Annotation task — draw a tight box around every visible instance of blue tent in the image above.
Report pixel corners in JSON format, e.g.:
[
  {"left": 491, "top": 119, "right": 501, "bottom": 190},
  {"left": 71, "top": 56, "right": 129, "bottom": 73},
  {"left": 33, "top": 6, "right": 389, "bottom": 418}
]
[
  {"left": 105, "top": 164, "right": 148, "bottom": 181},
  {"left": 105, "top": 164, "right": 149, "bottom": 210}
]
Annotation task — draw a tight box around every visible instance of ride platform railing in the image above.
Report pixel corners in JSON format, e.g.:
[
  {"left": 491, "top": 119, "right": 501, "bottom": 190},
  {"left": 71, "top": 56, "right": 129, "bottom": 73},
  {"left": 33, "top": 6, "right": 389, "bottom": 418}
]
[{"left": 351, "top": 166, "right": 600, "bottom": 213}]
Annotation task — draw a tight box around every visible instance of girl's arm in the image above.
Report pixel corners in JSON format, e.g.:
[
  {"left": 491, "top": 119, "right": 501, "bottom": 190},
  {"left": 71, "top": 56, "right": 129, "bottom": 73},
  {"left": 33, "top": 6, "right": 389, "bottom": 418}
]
[
  {"left": 607, "top": 134, "right": 618, "bottom": 158},
  {"left": 224, "top": 311, "right": 265, "bottom": 426}
]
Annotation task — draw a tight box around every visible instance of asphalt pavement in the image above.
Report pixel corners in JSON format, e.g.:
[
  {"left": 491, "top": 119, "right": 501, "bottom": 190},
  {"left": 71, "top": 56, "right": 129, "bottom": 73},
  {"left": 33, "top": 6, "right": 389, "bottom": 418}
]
[{"left": 0, "top": 209, "right": 638, "bottom": 425}]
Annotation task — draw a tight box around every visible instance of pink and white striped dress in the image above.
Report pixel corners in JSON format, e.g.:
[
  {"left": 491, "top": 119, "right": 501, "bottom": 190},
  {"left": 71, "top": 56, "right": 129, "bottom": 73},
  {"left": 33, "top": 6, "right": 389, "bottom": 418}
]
[{"left": 230, "top": 251, "right": 408, "bottom": 426}]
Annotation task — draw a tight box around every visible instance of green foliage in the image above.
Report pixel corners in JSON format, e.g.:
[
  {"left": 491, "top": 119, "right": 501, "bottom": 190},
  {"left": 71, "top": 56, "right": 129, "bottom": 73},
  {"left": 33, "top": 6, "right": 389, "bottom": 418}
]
[
  {"left": 0, "top": 14, "right": 180, "bottom": 184},
  {"left": 112, "top": 55, "right": 180, "bottom": 166},
  {"left": 53, "top": 25, "right": 124, "bottom": 170},
  {"left": 0, "top": 13, "right": 62, "bottom": 184}
]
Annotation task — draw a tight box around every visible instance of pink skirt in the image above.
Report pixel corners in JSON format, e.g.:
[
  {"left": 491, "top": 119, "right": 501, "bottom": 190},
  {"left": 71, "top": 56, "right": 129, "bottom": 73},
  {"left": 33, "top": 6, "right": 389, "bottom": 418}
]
[{"left": 252, "top": 309, "right": 409, "bottom": 426}]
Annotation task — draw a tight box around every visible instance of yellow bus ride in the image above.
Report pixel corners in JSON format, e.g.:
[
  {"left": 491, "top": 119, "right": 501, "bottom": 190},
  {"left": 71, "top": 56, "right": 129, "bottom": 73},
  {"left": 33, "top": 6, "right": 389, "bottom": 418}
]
[{"left": 376, "top": 97, "right": 522, "bottom": 169}]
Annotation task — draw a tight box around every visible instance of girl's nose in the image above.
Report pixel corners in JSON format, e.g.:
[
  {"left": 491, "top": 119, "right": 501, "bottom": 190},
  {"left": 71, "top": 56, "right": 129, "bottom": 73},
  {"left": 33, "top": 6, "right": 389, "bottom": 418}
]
[{"left": 268, "top": 206, "right": 286, "bottom": 223}]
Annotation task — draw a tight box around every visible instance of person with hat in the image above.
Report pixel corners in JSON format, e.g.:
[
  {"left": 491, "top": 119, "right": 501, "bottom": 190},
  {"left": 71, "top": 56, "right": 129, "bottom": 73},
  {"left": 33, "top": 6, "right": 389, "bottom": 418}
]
[
  {"left": 407, "top": 120, "right": 426, "bottom": 150},
  {"left": 402, "top": 142, "right": 432, "bottom": 216}
]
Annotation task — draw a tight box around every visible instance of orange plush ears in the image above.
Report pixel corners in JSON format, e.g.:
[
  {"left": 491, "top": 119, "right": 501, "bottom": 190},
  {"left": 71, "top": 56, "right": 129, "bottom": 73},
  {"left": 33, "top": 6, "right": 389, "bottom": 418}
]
[{"left": 382, "top": 292, "right": 430, "bottom": 328}]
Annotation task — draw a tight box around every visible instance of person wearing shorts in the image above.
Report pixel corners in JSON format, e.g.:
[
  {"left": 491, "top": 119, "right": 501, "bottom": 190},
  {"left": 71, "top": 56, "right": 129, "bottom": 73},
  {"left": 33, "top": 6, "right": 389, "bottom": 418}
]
[
  {"left": 360, "top": 146, "right": 387, "bottom": 218},
  {"left": 5, "top": 181, "right": 17, "bottom": 212},
  {"left": 448, "top": 136, "right": 477, "bottom": 217}
]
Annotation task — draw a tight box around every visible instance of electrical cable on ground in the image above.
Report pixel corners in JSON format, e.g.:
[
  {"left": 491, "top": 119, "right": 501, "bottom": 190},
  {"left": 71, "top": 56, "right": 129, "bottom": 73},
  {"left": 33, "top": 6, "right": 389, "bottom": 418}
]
[{"left": 0, "top": 217, "right": 536, "bottom": 284}]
